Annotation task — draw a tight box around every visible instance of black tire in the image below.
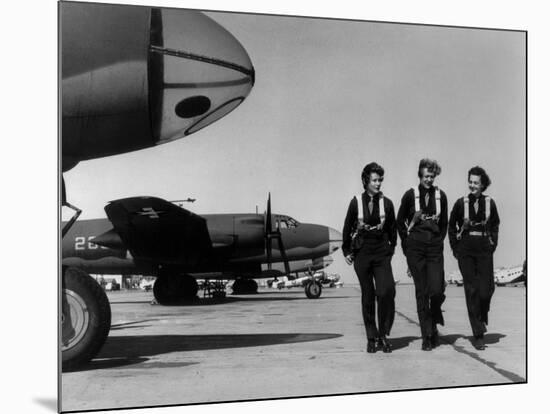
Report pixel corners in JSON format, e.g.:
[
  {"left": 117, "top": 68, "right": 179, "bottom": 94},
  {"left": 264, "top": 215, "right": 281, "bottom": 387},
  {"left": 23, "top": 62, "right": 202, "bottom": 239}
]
[
  {"left": 62, "top": 267, "right": 111, "bottom": 370},
  {"left": 232, "top": 278, "right": 258, "bottom": 294},
  {"left": 305, "top": 280, "right": 322, "bottom": 299},
  {"left": 154, "top": 275, "right": 198, "bottom": 305},
  {"left": 181, "top": 275, "right": 199, "bottom": 299},
  {"left": 153, "top": 277, "right": 181, "bottom": 305}
]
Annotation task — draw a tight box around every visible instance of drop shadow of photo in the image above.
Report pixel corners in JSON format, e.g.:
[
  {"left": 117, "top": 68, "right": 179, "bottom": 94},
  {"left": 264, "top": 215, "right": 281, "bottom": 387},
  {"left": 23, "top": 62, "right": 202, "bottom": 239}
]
[
  {"left": 388, "top": 336, "right": 419, "bottom": 351},
  {"left": 33, "top": 398, "right": 57, "bottom": 412}
]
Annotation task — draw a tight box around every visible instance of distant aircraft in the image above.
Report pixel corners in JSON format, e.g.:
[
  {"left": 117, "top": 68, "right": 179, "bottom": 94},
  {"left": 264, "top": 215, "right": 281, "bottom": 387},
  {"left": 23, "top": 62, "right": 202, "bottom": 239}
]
[
  {"left": 447, "top": 264, "right": 526, "bottom": 287},
  {"left": 271, "top": 271, "right": 342, "bottom": 292},
  {"left": 447, "top": 269, "right": 464, "bottom": 286},
  {"left": 62, "top": 194, "right": 342, "bottom": 302},
  {"left": 267, "top": 260, "right": 342, "bottom": 297},
  {"left": 61, "top": 2, "right": 255, "bottom": 369},
  {"left": 494, "top": 264, "right": 526, "bottom": 286}
]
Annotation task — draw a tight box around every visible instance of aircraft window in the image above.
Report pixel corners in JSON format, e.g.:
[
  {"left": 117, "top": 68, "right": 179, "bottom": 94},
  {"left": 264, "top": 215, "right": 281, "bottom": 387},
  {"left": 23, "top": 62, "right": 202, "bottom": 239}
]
[
  {"left": 276, "top": 215, "right": 299, "bottom": 229},
  {"left": 186, "top": 97, "right": 244, "bottom": 135},
  {"left": 277, "top": 220, "right": 288, "bottom": 229},
  {"left": 175, "top": 95, "right": 211, "bottom": 118}
]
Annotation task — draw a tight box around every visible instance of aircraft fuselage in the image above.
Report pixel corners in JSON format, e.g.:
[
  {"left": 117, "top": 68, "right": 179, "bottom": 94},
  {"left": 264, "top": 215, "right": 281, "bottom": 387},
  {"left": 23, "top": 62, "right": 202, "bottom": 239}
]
[{"left": 62, "top": 214, "right": 340, "bottom": 278}]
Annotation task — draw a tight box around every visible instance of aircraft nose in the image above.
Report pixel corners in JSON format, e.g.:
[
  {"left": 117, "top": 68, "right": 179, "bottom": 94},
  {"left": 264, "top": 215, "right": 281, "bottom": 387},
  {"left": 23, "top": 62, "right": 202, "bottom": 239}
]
[
  {"left": 149, "top": 9, "right": 255, "bottom": 144},
  {"left": 328, "top": 227, "right": 342, "bottom": 254}
]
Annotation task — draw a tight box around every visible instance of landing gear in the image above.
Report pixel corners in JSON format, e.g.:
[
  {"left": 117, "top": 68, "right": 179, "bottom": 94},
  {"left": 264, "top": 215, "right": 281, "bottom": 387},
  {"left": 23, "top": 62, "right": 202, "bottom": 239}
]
[
  {"left": 231, "top": 278, "right": 258, "bottom": 294},
  {"left": 61, "top": 266, "right": 111, "bottom": 370},
  {"left": 202, "top": 280, "right": 227, "bottom": 298},
  {"left": 153, "top": 274, "right": 198, "bottom": 305},
  {"left": 305, "top": 280, "right": 322, "bottom": 299}
]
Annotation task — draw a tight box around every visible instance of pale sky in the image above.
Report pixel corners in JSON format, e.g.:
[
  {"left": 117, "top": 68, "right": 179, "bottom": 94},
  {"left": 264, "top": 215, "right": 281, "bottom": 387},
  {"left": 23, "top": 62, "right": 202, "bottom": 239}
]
[{"left": 63, "top": 10, "right": 525, "bottom": 283}]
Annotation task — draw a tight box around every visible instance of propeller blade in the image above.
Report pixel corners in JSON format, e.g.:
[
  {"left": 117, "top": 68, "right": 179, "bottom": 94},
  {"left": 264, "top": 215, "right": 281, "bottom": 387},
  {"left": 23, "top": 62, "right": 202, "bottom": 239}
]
[
  {"left": 276, "top": 234, "right": 291, "bottom": 275},
  {"left": 266, "top": 192, "right": 272, "bottom": 233},
  {"left": 265, "top": 192, "right": 273, "bottom": 270},
  {"left": 266, "top": 236, "right": 272, "bottom": 271},
  {"left": 62, "top": 176, "right": 67, "bottom": 206}
]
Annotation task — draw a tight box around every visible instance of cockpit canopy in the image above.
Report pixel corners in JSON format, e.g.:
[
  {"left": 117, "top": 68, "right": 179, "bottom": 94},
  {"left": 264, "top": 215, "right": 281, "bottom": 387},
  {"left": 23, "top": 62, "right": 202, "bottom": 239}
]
[{"left": 274, "top": 214, "right": 300, "bottom": 229}]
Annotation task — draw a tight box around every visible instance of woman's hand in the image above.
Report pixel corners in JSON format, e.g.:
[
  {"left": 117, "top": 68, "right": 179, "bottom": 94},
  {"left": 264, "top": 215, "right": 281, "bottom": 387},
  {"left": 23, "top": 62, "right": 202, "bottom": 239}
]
[{"left": 345, "top": 254, "right": 354, "bottom": 265}]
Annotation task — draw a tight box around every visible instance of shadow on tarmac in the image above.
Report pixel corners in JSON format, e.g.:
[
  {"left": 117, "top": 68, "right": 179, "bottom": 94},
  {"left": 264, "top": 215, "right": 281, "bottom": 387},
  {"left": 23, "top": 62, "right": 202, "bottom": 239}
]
[
  {"left": 64, "top": 333, "right": 342, "bottom": 372},
  {"left": 440, "top": 333, "right": 506, "bottom": 346},
  {"left": 110, "top": 320, "right": 158, "bottom": 330},
  {"left": 388, "top": 336, "right": 420, "bottom": 351},
  {"left": 111, "top": 295, "right": 356, "bottom": 307},
  {"left": 63, "top": 357, "right": 151, "bottom": 373},
  {"left": 97, "top": 333, "right": 342, "bottom": 358}
]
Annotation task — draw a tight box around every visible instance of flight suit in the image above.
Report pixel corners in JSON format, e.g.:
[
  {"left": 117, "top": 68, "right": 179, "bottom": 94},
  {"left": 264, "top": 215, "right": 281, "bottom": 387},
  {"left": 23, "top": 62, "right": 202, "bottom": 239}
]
[
  {"left": 342, "top": 192, "right": 397, "bottom": 340},
  {"left": 449, "top": 194, "right": 500, "bottom": 337},
  {"left": 397, "top": 186, "right": 448, "bottom": 339}
]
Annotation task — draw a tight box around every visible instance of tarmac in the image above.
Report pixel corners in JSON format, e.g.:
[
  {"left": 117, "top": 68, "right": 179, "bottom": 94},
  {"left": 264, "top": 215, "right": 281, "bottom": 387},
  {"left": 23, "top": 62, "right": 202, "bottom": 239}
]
[{"left": 60, "top": 283, "right": 526, "bottom": 412}]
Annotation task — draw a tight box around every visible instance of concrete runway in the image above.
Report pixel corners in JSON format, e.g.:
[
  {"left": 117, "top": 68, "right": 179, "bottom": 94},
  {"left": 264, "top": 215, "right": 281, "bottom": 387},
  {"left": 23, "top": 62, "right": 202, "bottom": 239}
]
[{"left": 60, "top": 283, "right": 526, "bottom": 412}]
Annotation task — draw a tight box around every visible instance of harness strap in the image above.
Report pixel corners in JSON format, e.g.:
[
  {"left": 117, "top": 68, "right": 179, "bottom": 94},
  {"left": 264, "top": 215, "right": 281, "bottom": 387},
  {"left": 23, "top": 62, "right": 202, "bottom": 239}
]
[
  {"left": 356, "top": 193, "right": 385, "bottom": 231},
  {"left": 484, "top": 196, "right": 491, "bottom": 223},
  {"left": 463, "top": 195, "right": 491, "bottom": 223},
  {"left": 458, "top": 195, "right": 492, "bottom": 240},
  {"left": 435, "top": 187, "right": 441, "bottom": 217},
  {"left": 356, "top": 194, "right": 364, "bottom": 227},
  {"left": 408, "top": 187, "right": 440, "bottom": 234},
  {"left": 413, "top": 187, "right": 420, "bottom": 212}
]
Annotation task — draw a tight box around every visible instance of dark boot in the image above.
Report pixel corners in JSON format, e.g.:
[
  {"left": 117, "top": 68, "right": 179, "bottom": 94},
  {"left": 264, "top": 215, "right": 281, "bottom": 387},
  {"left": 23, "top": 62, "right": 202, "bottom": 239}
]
[
  {"left": 421, "top": 337, "right": 433, "bottom": 351},
  {"left": 377, "top": 336, "right": 392, "bottom": 353},
  {"left": 473, "top": 334, "right": 486, "bottom": 350},
  {"left": 367, "top": 339, "right": 377, "bottom": 353},
  {"left": 430, "top": 329, "right": 440, "bottom": 348}
]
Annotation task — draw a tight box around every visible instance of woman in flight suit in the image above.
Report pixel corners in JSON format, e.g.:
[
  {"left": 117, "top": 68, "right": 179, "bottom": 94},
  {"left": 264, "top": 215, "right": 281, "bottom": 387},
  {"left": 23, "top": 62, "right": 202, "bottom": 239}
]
[
  {"left": 342, "top": 162, "right": 397, "bottom": 353},
  {"left": 449, "top": 166, "right": 500, "bottom": 350},
  {"left": 396, "top": 158, "right": 448, "bottom": 351}
]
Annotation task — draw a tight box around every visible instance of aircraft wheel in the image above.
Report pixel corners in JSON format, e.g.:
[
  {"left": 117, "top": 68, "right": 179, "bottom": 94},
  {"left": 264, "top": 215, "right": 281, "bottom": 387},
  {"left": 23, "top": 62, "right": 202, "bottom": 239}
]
[
  {"left": 180, "top": 275, "right": 199, "bottom": 299},
  {"left": 232, "top": 278, "right": 258, "bottom": 294},
  {"left": 305, "top": 280, "right": 322, "bottom": 299},
  {"left": 153, "top": 277, "right": 182, "bottom": 305},
  {"left": 247, "top": 278, "right": 258, "bottom": 293},
  {"left": 154, "top": 275, "right": 198, "bottom": 304},
  {"left": 62, "top": 266, "right": 111, "bottom": 370}
]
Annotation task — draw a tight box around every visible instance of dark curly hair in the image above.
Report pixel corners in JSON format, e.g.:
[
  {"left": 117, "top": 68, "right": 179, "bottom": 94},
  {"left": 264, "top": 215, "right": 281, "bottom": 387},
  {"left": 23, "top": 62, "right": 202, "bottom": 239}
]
[
  {"left": 361, "top": 162, "right": 385, "bottom": 189},
  {"left": 468, "top": 166, "right": 491, "bottom": 191},
  {"left": 417, "top": 158, "right": 442, "bottom": 178}
]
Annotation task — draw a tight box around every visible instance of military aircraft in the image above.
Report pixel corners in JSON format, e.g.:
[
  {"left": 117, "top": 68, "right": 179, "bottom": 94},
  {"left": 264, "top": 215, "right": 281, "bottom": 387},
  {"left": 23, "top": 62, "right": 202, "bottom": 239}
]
[
  {"left": 62, "top": 194, "right": 342, "bottom": 302},
  {"left": 494, "top": 264, "right": 526, "bottom": 286},
  {"left": 61, "top": 2, "right": 255, "bottom": 369},
  {"left": 271, "top": 270, "right": 343, "bottom": 294}
]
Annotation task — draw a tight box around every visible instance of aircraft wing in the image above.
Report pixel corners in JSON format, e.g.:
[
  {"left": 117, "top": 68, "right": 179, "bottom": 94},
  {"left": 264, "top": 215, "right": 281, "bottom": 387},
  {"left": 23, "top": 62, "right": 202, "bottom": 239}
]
[{"left": 104, "top": 196, "right": 212, "bottom": 264}]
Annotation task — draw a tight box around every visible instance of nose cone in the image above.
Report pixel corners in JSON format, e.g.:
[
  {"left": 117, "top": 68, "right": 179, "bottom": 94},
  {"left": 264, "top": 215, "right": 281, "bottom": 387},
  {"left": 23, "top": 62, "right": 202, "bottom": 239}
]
[
  {"left": 149, "top": 9, "right": 255, "bottom": 143},
  {"left": 328, "top": 227, "right": 343, "bottom": 254}
]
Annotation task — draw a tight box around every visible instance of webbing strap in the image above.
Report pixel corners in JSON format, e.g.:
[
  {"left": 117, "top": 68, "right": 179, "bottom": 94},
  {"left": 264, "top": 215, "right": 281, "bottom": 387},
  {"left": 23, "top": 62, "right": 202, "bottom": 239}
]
[
  {"left": 356, "top": 193, "right": 385, "bottom": 230},
  {"left": 408, "top": 186, "right": 440, "bottom": 234},
  {"left": 463, "top": 195, "right": 491, "bottom": 224},
  {"left": 435, "top": 187, "right": 441, "bottom": 217},
  {"left": 458, "top": 195, "right": 492, "bottom": 240},
  {"left": 378, "top": 192, "right": 386, "bottom": 228},
  {"left": 413, "top": 187, "right": 420, "bottom": 212},
  {"left": 356, "top": 194, "right": 364, "bottom": 226}
]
